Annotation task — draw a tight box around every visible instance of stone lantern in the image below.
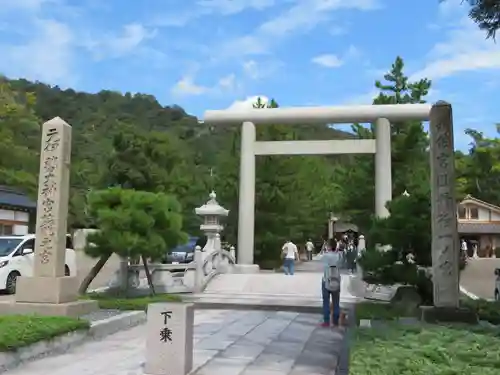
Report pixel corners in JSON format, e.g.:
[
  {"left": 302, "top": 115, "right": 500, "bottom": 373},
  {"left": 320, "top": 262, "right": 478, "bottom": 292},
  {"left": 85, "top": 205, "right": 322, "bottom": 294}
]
[{"left": 195, "top": 191, "right": 229, "bottom": 254}]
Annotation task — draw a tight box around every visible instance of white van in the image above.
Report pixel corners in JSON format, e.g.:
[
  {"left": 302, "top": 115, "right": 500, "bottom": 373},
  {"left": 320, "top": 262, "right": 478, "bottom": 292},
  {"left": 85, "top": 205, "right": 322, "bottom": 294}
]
[{"left": 0, "top": 234, "right": 77, "bottom": 294}]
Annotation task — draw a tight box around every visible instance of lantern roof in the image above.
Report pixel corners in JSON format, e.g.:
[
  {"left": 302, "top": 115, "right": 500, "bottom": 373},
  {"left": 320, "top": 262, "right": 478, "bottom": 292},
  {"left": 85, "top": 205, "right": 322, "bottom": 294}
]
[{"left": 195, "top": 191, "right": 229, "bottom": 217}]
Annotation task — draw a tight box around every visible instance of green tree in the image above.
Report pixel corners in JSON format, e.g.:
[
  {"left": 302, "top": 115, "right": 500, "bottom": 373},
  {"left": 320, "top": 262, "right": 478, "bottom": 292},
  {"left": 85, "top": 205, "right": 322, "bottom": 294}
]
[
  {"left": 0, "top": 77, "right": 40, "bottom": 195},
  {"left": 465, "top": 0, "right": 500, "bottom": 39},
  {"left": 340, "top": 56, "right": 431, "bottom": 232},
  {"left": 359, "top": 191, "right": 434, "bottom": 304},
  {"left": 78, "top": 187, "right": 187, "bottom": 294},
  {"left": 455, "top": 126, "right": 500, "bottom": 204}
]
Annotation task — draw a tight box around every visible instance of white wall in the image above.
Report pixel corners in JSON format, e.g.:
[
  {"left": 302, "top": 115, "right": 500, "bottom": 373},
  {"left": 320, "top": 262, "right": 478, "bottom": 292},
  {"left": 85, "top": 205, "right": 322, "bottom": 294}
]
[
  {"left": 0, "top": 208, "right": 30, "bottom": 235},
  {"left": 491, "top": 211, "right": 500, "bottom": 221},
  {"left": 13, "top": 225, "right": 28, "bottom": 235},
  {"left": 477, "top": 206, "right": 490, "bottom": 221},
  {"left": 0, "top": 209, "right": 15, "bottom": 221}
]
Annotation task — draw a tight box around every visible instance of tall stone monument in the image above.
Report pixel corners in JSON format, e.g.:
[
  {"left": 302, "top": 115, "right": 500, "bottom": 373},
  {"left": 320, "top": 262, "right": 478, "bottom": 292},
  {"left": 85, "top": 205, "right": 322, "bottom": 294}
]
[
  {"left": 0, "top": 117, "right": 98, "bottom": 316},
  {"left": 421, "top": 101, "right": 476, "bottom": 323}
]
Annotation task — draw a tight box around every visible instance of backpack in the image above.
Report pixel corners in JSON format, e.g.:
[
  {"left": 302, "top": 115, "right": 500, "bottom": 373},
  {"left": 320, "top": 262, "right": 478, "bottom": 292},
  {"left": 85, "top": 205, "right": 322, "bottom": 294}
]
[{"left": 325, "top": 264, "right": 341, "bottom": 292}]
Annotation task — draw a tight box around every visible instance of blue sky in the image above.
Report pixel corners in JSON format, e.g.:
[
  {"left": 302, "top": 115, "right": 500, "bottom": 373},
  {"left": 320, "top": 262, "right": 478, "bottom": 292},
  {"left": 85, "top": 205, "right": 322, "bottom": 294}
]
[{"left": 0, "top": 0, "right": 499, "bottom": 150}]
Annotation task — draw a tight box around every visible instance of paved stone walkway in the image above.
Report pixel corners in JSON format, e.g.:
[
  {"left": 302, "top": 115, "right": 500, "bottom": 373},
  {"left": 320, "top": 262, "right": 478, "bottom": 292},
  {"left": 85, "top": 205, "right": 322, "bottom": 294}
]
[{"left": 6, "top": 310, "right": 346, "bottom": 375}]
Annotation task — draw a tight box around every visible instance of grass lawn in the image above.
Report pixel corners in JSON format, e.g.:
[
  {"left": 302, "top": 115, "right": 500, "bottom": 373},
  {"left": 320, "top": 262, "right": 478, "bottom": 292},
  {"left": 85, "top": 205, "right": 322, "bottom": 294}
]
[
  {"left": 0, "top": 315, "right": 89, "bottom": 352},
  {"left": 350, "top": 324, "right": 500, "bottom": 375},
  {"left": 83, "top": 292, "right": 182, "bottom": 311}
]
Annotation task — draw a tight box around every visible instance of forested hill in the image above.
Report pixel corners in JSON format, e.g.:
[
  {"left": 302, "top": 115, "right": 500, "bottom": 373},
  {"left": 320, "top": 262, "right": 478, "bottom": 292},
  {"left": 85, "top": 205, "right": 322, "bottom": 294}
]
[
  {"left": 2, "top": 56, "right": 499, "bottom": 267},
  {"left": 8, "top": 78, "right": 354, "bottom": 140}
]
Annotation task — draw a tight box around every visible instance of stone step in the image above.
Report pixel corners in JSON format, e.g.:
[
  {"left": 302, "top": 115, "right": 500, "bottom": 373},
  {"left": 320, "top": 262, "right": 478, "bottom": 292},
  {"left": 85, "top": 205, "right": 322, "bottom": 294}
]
[{"left": 184, "top": 292, "right": 361, "bottom": 313}]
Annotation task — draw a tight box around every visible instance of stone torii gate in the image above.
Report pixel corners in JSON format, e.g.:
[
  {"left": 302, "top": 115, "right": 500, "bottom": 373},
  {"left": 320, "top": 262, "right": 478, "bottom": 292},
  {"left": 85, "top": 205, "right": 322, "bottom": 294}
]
[{"left": 203, "top": 101, "right": 461, "bottom": 311}]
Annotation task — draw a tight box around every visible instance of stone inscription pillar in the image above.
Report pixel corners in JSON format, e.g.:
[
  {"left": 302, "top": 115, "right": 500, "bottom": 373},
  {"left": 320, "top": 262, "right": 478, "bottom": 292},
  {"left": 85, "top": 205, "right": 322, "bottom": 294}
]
[
  {"left": 429, "top": 101, "right": 460, "bottom": 308},
  {"left": 375, "top": 118, "right": 392, "bottom": 218},
  {"left": 237, "top": 121, "right": 256, "bottom": 265},
  {"left": 11, "top": 117, "right": 98, "bottom": 316},
  {"left": 33, "top": 117, "right": 72, "bottom": 277}
]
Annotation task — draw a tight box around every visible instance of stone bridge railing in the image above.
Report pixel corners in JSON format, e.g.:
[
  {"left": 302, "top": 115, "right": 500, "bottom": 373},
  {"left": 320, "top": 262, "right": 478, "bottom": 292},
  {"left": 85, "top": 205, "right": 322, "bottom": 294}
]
[{"left": 107, "top": 236, "right": 237, "bottom": 295}]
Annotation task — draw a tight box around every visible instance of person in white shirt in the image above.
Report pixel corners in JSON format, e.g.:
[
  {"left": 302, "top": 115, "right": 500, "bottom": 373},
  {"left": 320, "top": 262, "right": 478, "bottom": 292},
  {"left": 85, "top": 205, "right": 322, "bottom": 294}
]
[
  {"left": 461, "top": 239, "right": 468, "bottom": 258},
  {"left": 282, "top": 240, "right": 298, "bottom": 275},
  {"left": 305, "top": 239, "right": 314, "bottom": 261}
]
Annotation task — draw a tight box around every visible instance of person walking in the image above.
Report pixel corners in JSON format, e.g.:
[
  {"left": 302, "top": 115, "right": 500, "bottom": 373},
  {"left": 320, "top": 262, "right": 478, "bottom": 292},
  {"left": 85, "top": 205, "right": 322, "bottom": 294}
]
[
  {"left": 346, "top": 240, "right": 357, "bottom": 273},
  {"left": 305, "top": 239, "right": 314, "bottom": 261},
  {"left": 318, "top": 239, "right": 342, "bottom": 327},
  {"left": 461, "top": 239, "right": 468, "bottom": 258},
  {"left": 282, "top": 240, "right": 298, "bottom": 275}
]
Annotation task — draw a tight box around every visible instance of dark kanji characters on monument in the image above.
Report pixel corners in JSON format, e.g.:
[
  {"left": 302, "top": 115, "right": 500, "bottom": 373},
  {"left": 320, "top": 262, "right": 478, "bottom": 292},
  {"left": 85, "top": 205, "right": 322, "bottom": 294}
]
[
  {"left": 436, "top": 210, "right": 452, "bottom": 229},
  {"left": 435, "top": 130, "right": 451, "bottom": 151},
  {"left": 161, "top": 311, "right": 172, "bottom": 325},
  {"left": 44, "top": 128, "right": 61, "bottom": 152},
  {"left": 159, "top": 310, "right": 173, "bottom": 343},
  {"left": 437, "top": 247, "right": 453, "bottom": 276},
  {"left": 437, "top": 191, "right": 454, "bottom": 212},
  {"left": 41, "top": 178, "right": 57, "bottom": 198},
  {"left": 436, "top": 152, "right": 449, "bottom": 169},
  {"left": 436, "top": 172, "right": 449, "bottom": 188},
  {"left": 159, "top": 326, "right": 173, "bottom": 342}
]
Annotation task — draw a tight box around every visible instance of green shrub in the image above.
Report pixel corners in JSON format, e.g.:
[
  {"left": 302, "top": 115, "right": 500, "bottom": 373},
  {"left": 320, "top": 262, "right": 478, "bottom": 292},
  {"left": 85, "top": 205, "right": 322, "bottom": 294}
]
[{"left": 461, "top": 298, "right": 500, "bottom": 325}]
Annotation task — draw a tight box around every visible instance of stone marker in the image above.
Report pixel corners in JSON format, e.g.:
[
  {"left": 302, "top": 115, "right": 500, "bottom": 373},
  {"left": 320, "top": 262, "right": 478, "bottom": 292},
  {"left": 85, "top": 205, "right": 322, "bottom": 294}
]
[
  {"left": 144, "top": 302, "right": 194, "bottom": 375},
  {"left": 421, "top": 101, "right": 477, "bottom": 323},
  {"left": 0, "top": 117, "right": 97, "bottom": 316}
]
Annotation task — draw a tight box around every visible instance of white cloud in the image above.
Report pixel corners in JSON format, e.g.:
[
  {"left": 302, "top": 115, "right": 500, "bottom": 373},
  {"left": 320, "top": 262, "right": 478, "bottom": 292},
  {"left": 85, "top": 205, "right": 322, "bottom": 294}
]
[
  {"left": 411, "top": 16, "right": 500, "bottom": 81},
  {"left": 171, "top": 76, "right": 209, "bottom": 96},
  {"left": 171, "top": 73, "right": 239, "bottom": 96},
  {"left": 216, "top": 0, "right": 380, "bottom": 58},
  {"left": 227, "top": 95, "right": 270, "bottom": 110},
  {"left": 0, "top": 18, "right": 75, "bottom": 84},
  {"left": 152, "top": 0, "right": 277, "bottom": 27},
  {"left": 197, "top": 0, "right": 276, "bottom": 15},
  {"left": 311, "top": 45, "right": 360, "bottom": 68},
  {"left": 218, "top": 73, "right": 237, "bottom": 90},
  {"left": 242, "top": 59, "right": 282, "bottom": 79},
  {"left": 312, "top": 54, "right": 343, "bottom": 68},
  {"left": 84, "top": 23, "right": 157, "bottom": 60},
  {"left": 243, "top": 60, "right": 259, "bottom": 79}
]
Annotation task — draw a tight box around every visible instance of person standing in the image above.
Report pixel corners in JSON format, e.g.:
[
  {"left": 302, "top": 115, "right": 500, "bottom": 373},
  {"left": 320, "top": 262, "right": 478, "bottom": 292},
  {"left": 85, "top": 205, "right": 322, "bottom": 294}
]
[
  {"left": 461, "top": 239, "right": 468, "bottom": 258},
  {"left": 317, "top": 239, "right": 342, "bottom": 327},
  {"left": 305, "top": 239, "right": 314, "bottom": 261},
  {"left": 282, "top": 240, "right": 298, "bottom": 275}
]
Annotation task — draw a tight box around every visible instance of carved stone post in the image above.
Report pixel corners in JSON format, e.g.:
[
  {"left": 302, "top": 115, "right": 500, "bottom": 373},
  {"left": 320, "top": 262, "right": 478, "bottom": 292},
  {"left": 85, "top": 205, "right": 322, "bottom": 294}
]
[
  {"left": 193, "top": 247, "right": 203, "bottom": 293},
  {"left": 421, "top": 101, "right": 476, "bottom": 323}
]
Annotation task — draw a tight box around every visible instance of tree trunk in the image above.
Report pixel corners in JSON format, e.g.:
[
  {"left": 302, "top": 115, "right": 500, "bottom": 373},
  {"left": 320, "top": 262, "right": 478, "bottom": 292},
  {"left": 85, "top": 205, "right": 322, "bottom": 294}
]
[
  {"left": 78, "top": 253, "right": 112, "bottom": 295},
  {"left": 142, "top": 254, "right": 156, "bottom": 295}
]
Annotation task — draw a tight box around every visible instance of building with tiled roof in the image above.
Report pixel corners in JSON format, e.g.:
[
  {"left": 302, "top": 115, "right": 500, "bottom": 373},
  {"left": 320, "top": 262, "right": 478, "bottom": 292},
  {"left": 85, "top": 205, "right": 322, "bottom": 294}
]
[
  {"left": 0, "top": 185, "right": 36, "bottom": 235},
  {"left": 458, "top": 195, "right": 500, "bottom": 257}
]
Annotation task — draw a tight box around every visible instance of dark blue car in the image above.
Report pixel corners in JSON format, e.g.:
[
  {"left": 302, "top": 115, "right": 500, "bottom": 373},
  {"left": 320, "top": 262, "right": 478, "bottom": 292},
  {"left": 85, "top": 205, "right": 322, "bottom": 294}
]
[{"left": 163, "top": 237, "right": 205, "bottom": 264}]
